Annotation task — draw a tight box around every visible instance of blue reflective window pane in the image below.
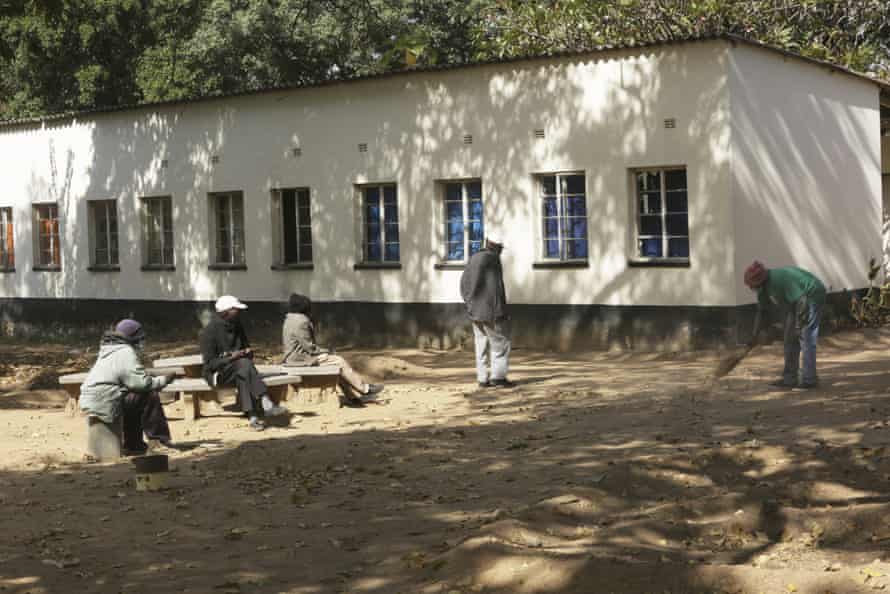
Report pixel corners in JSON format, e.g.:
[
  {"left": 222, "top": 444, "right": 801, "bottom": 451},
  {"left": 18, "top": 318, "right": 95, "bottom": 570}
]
[
  {"left": 570, "top": 218, "right": 587, "bottom": 238},
  {"left": 640, "top": 215, "right": 662, "bottom": 236},
  {"left": 366, "top": 242, "right": 381, "bottom": 261},
  {"left": 665, "top": 169, "right": 686, "bottom": 191},
  {"left": 468, "top": 221, "right": 483, "bottom": 241},
  {"left": 566, "top": 196, "right": 586, "bottom": 215},
  {"left": 564, "top": 175, "right": 585, "bottom": 194},
  {"left": 468, "top": 199, "right": 483, "bottom": 220},
  {"left": 446, "top": 202, "right": 463, "bottom": 220},
  {"left": 469, "top": 241, "right": 483, "bottom": 255},
  {"left": 467, "top": 182, "right": 482, "bottom": 200},
  {"left": 543, "top": 197, "right": 558, "bottom": 217},
  {"left": 446, "top": 242, "right": 464, "bottom": 261},
  {"left": 639, "top": 238, "right": 662, "bottom": 257},
  {"left": 445, "top": 183, "right": 462, "bottom": 201},
  {"left": 544, "top": 218, "right": 559, "bottom": 238},
  {"left": 544, "top": 239, "right": 560, "bottom": 258},
  {"left": 383, "top": 186, "right": 397, "bottom": 203},
  {"left": 541, "top": 176, "right": 556, "bottom": 195},
  {"left": 365, "top": 187, "right": 380, "bottom": 202},
  {"left": 448, "top": 220, "right": 464, "bottom": 235},
  {"left": 385, "top": 222, "right": 399, "bottom": 242},
  {"left": 568, "top": 239, "right": 588, "bottom": 259},
  {"left": 384, "top": 203, "right": 398, "bottom": 222},
  {"left": 384, "top": 243, "right": 400, "bottom": 262},
  {"left": 666, "top": 191, "right": 687, "bottom": 213},
  {"left": 448, "top": 228, "right": 463, "bottom": 244},
  {"left": 639, "top": 171, "right": 660, "bottom": 192},
  {"left": 666, "top": 214, "right": 688, "bottom": 236},
  {"left": 668, "top": 238, "right": 689, "bottom": 258},
  {"left": 366, "top": 201, "right": 380, "bottom": 219}
]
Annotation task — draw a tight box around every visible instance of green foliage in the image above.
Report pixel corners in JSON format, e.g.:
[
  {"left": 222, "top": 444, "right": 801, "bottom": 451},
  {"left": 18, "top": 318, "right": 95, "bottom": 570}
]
[
  {"left": 850, "top": 258, "right": 890, "bottom": 327},
  {"left": 0, "top": 0, "right": 888, "bottom": 120}
]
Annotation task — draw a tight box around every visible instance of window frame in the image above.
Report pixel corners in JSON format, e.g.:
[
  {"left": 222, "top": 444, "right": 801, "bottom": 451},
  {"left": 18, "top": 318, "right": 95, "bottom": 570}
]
[
  {"left": 88, "top": 199, "right": 119, "bottom": 270},
  {"left": 271, "top": 187, "right": 313, "bottom": 269},
  {"left": 208, "top": 190, "right": 246, "bottom": 268},
  {"left": 141, "top": 195, "right": 175, "bottom": 270},
  {"left": 535, "top": 171, "right": 589, "bottom": 264},
  {"left": 32, "top": 203, "right": 61, "bottom": 270},
  {"left": 630, "top": 166, "right": 690, "bottom": 266},
  {"left": 357, "top": 183, "right": 400, "bottom": 267},
  {"left": 438, "top": 178, "right": 484, "bottom": 266},
  {"left": 0, "top": 207, "right": 14, "bottom": 271}
]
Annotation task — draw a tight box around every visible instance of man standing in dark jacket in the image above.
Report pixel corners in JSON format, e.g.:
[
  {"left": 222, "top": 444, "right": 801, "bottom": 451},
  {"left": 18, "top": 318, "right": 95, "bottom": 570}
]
[
  {"left": 460, "top": 235, "right": 513, "bottom": 388},
  {"left": 200, "top": 295, "right": 286, "bottom": 431}
]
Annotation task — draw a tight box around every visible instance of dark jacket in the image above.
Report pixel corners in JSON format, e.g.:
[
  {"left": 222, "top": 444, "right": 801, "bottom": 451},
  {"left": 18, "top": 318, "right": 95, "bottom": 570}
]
[
  {"left": 459, "top": 248, "right": 507, "bottom": 323},
  {"left": 200, "top": 315, "right": 250, "bottom": 383}
]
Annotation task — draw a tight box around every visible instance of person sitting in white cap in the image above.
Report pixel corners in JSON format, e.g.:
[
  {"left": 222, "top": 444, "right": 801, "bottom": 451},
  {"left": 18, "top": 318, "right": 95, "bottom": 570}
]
[
  {"left": 459, "top": 233, "right": 514, "bottom": 388},
  {"left": 200, "top": 295, "right": 286, "bottom": 431}
]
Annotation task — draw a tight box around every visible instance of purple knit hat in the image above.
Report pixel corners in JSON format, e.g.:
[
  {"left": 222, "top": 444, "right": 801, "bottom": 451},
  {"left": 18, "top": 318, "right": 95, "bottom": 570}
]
[{"left": 115, "top": 319, "right": 145, "bottom": 341}]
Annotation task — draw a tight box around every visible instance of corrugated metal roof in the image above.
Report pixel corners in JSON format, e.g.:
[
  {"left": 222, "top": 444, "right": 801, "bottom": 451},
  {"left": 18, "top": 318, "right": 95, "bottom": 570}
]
[{"left": 1, "top": 33, "right": 888, "bottom": 128}]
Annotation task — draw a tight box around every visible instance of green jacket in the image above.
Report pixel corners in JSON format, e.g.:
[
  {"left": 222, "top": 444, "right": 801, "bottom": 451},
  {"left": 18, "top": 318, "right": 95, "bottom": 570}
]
[
  {"left": 79, "top": 335, "right": 166, "bottom": 424},
  {"left": 757, "top": 266, "right": 826, "bottom": 309}
]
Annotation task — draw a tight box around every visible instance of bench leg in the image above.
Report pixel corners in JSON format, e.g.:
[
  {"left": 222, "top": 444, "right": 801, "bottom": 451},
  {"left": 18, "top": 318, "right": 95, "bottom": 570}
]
[
  {"left": 267, "top": 385, "right": 288, "bottom": 405},
  {"left": 181, "top": 392, "right": 201, "bottom": 422},
  {"left": 63, "top": 386, "right": 80, "bottom": 417}
]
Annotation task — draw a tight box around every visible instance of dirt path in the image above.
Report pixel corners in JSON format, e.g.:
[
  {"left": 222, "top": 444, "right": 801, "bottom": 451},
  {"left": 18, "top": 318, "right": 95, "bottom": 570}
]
[{"left": 1, "top": 329, "right": 890, "bottom": 593}]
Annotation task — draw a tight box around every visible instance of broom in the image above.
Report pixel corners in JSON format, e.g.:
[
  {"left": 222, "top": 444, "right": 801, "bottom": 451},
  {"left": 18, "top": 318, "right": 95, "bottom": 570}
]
[{"left": 713, "top": 344, "right": 755, "bottom": 379}]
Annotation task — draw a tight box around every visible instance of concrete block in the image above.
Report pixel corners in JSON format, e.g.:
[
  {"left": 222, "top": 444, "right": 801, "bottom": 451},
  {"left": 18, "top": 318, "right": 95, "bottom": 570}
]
[{"left": 86, "top": 416, "right": 122, "bottom": 461}]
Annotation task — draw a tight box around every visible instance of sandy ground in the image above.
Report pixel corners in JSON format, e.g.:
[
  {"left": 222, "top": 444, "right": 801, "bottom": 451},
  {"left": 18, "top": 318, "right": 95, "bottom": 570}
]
[{"left": 1, "top": 329, "right": 890, "bottom": 594}]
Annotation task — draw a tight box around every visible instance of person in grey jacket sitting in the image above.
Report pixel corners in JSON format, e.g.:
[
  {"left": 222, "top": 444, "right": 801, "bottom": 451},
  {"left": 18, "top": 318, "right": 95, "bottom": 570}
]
[
  {"left": 282, "top": 293, "right": 383, "bottom": 405},
  {"left": 79, "top": 319, "right": 176, "bottom": 455},
  {"left": 460, "top": 233, "right": 513, "bottom": 388}
]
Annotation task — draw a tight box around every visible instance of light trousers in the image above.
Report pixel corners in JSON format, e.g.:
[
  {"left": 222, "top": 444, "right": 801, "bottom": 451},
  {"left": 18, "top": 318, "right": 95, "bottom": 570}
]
[{"left": 472, "top": 320, "right": 511, "bottom": 383}]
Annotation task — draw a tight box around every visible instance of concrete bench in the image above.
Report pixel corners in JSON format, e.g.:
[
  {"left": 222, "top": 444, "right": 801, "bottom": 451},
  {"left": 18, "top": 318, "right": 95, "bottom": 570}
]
[
  {"left": 161, "top": 375, "right": 303, "bottom": 422},
  {"left": 153, "top": 354, "right": 204, "bottom": 378},
  {"left": 58, "top": 367, "right": 184, "bottom": 417}
]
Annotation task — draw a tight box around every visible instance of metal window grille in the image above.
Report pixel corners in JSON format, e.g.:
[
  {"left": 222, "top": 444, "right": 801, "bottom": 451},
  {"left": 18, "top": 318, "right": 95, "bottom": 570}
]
[
  {"left": 443, "top": 181, "right": 484, "bottom": 262},
  {"left": 635, "top": 168, "right": 689, "bottom": 259},
  {"left": 540, "top": 174, "right": 588, "bottom": 261},
  {"left": 362, "top": 185, "right": 399, "bottom": 262},
  {"left": 144, "top": 197, "right": 174, "bottom": 266}
]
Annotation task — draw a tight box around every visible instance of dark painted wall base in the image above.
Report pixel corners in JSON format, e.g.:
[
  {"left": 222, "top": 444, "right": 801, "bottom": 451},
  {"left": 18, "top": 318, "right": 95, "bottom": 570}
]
[{"left": 0, "top": 294, "right": 856, "bottom": 351}]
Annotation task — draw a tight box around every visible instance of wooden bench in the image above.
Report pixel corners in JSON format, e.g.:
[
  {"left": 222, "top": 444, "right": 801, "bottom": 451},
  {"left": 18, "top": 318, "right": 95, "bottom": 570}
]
[
  {"left": 58, "top": 367, "right": 184, "bottom": 417},
  {"left": 161, "top": 374, "right": 303, "bottom": 421}
]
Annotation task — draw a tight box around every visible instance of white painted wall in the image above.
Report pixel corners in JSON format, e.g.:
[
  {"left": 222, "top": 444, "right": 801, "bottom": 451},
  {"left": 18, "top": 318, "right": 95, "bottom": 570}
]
[
  {"left": 728, "top": 44, "right": 883, "bottom": 303},
  {"left": 0, "top": 40, "right": 788, "bottom": 309}
]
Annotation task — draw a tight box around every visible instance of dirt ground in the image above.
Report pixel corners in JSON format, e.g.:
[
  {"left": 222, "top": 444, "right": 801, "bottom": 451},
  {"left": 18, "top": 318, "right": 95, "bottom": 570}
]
[{"left": 1, "top": 329, "right": 890, "bottom": 594}]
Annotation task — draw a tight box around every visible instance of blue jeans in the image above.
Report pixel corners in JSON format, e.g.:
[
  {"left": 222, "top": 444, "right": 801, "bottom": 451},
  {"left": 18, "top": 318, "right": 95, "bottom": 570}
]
[
  {"left": 473, "top": 319, "right": 511, "bottom": 383},
  {"left": 783, "top": 298, "right": 821, "bottom": 385}
]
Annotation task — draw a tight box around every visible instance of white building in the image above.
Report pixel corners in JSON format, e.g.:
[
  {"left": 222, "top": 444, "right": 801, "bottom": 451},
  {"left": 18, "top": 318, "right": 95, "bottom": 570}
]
[{"left": 1, "top": 35, "right": 888, "bottom": 349}]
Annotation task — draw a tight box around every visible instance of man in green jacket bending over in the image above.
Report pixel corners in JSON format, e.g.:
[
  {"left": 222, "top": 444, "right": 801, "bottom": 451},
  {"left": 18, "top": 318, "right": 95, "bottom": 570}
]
[{"left": 744, "top": 261, "right": 826, "bottom": 389}]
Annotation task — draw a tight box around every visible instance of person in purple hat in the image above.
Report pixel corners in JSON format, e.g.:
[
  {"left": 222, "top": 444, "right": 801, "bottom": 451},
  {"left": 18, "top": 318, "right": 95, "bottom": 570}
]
[{"left": 80, "top": 319, "right": 177, "bottom": 454}]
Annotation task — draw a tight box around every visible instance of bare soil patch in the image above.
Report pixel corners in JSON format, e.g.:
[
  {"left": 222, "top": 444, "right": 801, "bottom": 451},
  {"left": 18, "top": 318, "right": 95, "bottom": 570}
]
[{"left": 1, "top": 329, "right": 890, "bottom": 593}]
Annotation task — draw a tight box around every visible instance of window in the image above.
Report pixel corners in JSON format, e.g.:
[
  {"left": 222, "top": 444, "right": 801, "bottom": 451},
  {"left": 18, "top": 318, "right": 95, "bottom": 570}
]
[
  {"left": 442, "top": 180, "right": 483, "bottom": 262},
  {"left": 634, "top": 168, "right": 689, "bottom": 260},
  {"left": 539, "top": 173, "right": 588, "bottom": 261},
  {"left": 0, "top": 208, "right": 13, "bottom": 270},
  {"left": 272, "top": 188, "right": 312, "bottom": 266},
  {"left": 33, "top": 203, "right": 60, "bottom": 269},
  {"left": 362, "top": 184, "right": 399, "bottom": 263},
  {"left": 209, "top": 191, "right": 245, "bottom": 266},
  {"left": 88, "top": 200, "right": 119, "bottom": 268},
  {"left": 142, "top": 196, "right": 174, "bottom": 268}
]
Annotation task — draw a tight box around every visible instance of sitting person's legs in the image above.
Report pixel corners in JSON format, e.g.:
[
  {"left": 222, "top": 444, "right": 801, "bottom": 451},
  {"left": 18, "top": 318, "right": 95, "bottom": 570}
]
[
  {"left": 217, "top": 358, "right": 286, "bottom": 424},
  {"left": 122, "top": 391, "right": 171, "bottom": 453},
  {"left": 318, "top": 353, "right": 383, "bottom": 401}
]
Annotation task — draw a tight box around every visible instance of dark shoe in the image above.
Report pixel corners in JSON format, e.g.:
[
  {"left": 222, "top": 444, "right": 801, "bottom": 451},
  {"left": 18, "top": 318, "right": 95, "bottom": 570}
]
[
  {"left": 490, "top": 378, "right": 516, "bottom": 388},
  {"left": 122, "top": 446, "right": 148, "bottom": 457},
  {"left": 768, "top": 379, "right": 796, "bottom": 389},
  {"left": 248, "top": 417, "right": 266, "bottom": 431},
  {"left": 797, "top": 380, "right": 819, "bottom": 390},
  {"left": 478, "top": 381, "right": 492, "bottom": 388},
  {"left": 340, "top": 397, "right": 366, "bottom": 408}
]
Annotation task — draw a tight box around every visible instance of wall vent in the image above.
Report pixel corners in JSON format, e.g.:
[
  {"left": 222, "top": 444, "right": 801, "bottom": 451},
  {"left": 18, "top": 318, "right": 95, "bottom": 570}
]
[
  {"left": 664, "top": 118, "right": 676, "bottom": 129},
  {"left": 211, "top": 155, "right": 220, "bottom": 164},
  {"left": 291, "top": 147, "right": 302, "bottom": 157},
  {"left": 160, "top": 159, "right": 169, "bottom": 169},
  {"left": 534, "top": 129, "right": 545, "bottom": 139},
  {"left": 358, "top": 143, "right": 368, "bottom": 153},
  {"left": 463, "top": 134, "right": 473, "bottom": 145}
]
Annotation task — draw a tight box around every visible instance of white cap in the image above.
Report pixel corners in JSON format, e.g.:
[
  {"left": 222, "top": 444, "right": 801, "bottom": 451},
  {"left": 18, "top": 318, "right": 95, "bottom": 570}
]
[
  {"left": 215, "top": 295, "right": 248, "bottom": 313},
  {"left": 486, "top": 232, "right": 503, "bottom": 246}
]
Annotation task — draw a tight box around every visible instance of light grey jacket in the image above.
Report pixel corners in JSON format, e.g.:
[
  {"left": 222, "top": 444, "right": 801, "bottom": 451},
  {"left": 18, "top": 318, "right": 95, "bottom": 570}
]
[
  {"left": 79, "top": 340, "right": 166, "bottom": 424},
  {"left": 282, "top": 313, "right": 324, "bottom": 365}
]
